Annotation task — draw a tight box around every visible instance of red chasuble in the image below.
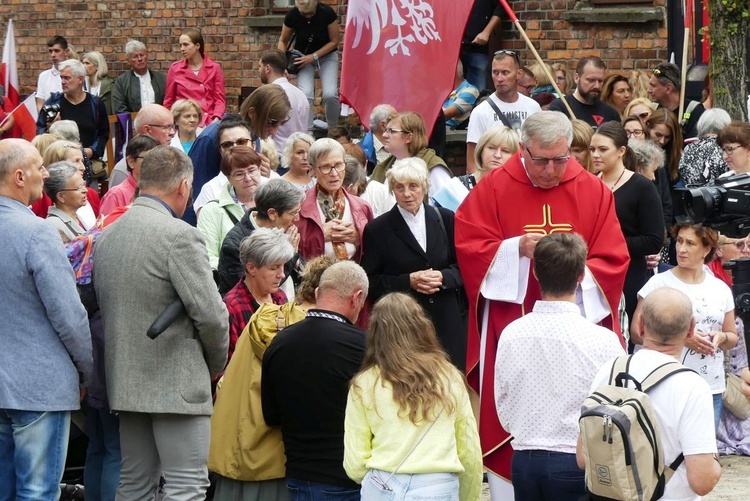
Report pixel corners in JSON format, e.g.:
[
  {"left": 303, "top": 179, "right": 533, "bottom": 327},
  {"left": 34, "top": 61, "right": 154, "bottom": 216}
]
[{"left": 455, "top": 153, "right": 629, "bottom": 479}]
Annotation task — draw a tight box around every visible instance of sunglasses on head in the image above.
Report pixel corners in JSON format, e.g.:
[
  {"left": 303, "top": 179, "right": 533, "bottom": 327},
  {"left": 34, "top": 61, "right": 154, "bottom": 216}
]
[
  {"left": 653, "top": 67, "right": 680, "bottom": 87},
  {"left": 494, "top": 49, "right": 520, "bottom": 65}
]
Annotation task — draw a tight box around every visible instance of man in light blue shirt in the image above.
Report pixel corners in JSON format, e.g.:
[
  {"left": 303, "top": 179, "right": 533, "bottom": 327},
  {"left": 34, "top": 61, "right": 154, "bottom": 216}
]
[
  {"left": 0, "top": 139, "right": 93, "bottom": 499},
  {"left": 443, "top": 61, "right": 479, "bottom": 128}
]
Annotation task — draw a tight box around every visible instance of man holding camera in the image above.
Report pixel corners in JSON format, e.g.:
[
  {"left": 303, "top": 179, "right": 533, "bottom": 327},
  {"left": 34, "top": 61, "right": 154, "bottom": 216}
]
[{"left": 35, "top": 59, "right": 109, "bottom": 173}]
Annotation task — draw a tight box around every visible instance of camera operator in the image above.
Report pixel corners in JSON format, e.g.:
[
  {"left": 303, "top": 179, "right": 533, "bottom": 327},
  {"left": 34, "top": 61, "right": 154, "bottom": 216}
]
[{"left": 35, "top": 59, "right": 108, "bottom": 179}]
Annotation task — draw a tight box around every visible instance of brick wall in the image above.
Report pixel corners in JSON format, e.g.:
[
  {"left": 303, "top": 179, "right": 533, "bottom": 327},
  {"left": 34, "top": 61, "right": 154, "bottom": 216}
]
[{"left": 1, "top": 0, "right": 667, "bottom": 114}]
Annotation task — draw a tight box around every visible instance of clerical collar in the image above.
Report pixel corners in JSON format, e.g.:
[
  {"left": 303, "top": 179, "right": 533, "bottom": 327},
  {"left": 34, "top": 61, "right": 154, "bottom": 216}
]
[
  {"left": 306, "top": 309, "right": 352, "bottom": 325},
  {"left": 140, "top": 194, "right": 178, "bottom": 218}
]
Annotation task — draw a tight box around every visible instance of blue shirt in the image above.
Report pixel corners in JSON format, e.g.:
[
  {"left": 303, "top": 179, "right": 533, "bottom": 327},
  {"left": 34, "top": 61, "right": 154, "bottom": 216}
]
[{"left": 443, "top": 80, "right": 479, "bottom": 127}]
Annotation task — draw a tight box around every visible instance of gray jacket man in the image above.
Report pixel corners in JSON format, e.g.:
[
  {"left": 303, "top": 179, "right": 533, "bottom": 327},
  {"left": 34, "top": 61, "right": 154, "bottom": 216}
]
[
  {"left": 94, "top": 145, "right": 228, "bottom": 499},
  {"left": 0, "top": 139, "right": 93, "bottom": 499}
]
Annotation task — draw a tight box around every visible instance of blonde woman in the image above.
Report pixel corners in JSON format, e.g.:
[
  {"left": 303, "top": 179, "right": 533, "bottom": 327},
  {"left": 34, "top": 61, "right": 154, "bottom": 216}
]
[
  {"left": 170, "top": 98, "right": 203, "bottom": 154},
  {"left": 460, "top": 125, "right": 520, "bottom": 190},
  {"left": 83, "top": 51, "right": 114, "bottom": 114},
  {"left": 571, "top": 119, "right": 594, "bottom": 172},
  {"left": 552, "top": 62, "right": 573, "bottom": 94},
  {"left": 344, "top": 293, "right": 482, "bottom": 501},
  {"left": 528, "top": 62, "right": 558, "bottom": 97},
  {"left": 624, "top": 97, "right": 655, "bottom": 121}
]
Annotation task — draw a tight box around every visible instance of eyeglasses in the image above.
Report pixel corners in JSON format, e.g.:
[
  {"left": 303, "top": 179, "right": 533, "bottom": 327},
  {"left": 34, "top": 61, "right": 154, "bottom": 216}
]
[
  {"left": 267, "top": 116, "right": 291, "bottom": 128},
  {"left": 494, "top": 49, "right": 520, "bottom": 65},
  {"left": 652, "top": 67, "right": 680, "bottom": 87},
  {"left": 384, "top": 128, "right": 408, "bottom": 135},
  {"left": 220, "top": 138, "right": 252, "bottom": 149},
  {"left": 230, "top": 167, "right": 260, "bottom": 181},
  {"left": 721, "top": 240, "right": 748, "bottom": 251},
  {"left": 625, "top": 129, "right": 644, "bottom": 138},
  {"left": 524, "top": 146, "right": 570, "bottom": 167},
  {"left": 637, "top": 111, "right": 651, "bottom": 120},
  {"left": 147, "top": 123, "right": 176, "bottom": 132},
  {"left": 722, "top": 145, "right": 744, "bottom": 156},
  {"left": 316, "top": 161, "right": 346, "bottom": 175},
  {"left": 60, "top": 183, "right": 87, "bottom": 193}
]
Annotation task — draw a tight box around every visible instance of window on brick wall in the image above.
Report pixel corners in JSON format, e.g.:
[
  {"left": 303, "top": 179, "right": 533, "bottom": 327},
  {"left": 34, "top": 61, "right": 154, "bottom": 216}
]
[
  {"left": 590, "top": 0, "right": 653, "bottom": 4},
  {"left": 271, "top": 0, "right": 295, "bottom": 9}
]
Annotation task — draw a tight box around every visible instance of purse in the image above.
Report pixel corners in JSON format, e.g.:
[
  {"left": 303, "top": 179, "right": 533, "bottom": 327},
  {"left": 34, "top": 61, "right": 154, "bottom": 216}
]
[
  {"left": 285, "top": 33, "right": 314, "bottom": 75},
  {"left": 723, "top": 372, "right": 750, "bottom": 420}
]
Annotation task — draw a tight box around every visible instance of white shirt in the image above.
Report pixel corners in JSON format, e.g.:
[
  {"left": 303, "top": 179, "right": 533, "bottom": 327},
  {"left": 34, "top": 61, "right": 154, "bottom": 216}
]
[
  {"left": 36, "top": 67, "right": 61, "bottom": 101},
  {"left": 136, "top": 71, "right": 156, "bottom": 107},
  {"left": 590, "top": 350, "right": 717, "bottom": 501},
  {"left": 397, "top": 203, "right": 426, "bottom": 252},
  {"left": 360, "top": 178, "right": 395, "bottom": 217},
  {"left": 638, "top": 270, "right": 734, "bottom": 393},
  {"left": 270, "top": 77, "right": 310, "bottom": 155},
  {"left": 494, "top": 300, "right": 625, "bottom": 453},
  {"left": 428, "top": 166, "right": 452, "bottom": 204},
  {"left": 466, "top": 93, "right": 541, "bottom": 143}
]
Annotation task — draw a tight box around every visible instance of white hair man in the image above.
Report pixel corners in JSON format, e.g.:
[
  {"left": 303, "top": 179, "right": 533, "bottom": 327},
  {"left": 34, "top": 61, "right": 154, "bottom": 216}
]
[
  {"left": 112, "top": 40, "right": 167, "bottom": 113},
  {"left": 359, "top": 103, "right": 398, "bottom": 173}
]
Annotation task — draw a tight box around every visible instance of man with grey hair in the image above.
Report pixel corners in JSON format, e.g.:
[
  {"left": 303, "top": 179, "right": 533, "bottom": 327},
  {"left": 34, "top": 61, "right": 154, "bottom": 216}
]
[
  {"left": 109, "top": 103, "right": 176, "bottom": 187},
  {"left": 455, "top": 110, "right": 629, "bottom": 499},
  {"left": 36, "top": 59, "right": 108, "bottom": 167},
  {"left": 94, "top": 145, "right": 228, "bottom": 499},
  {"left": 0, "top": 139, "right": 92, "bottom": 499},
  {"left": 112, "top": 39, "right": 167, "bottom": 113},
  {"left": 582, "top": 287, "right": 722, "bottom": 499},
  {"left": 262, "top": 260, "right": 368, "bottom": 501},
  {"left": 360, "top": 103, "right": 397, "bottom": 173}
]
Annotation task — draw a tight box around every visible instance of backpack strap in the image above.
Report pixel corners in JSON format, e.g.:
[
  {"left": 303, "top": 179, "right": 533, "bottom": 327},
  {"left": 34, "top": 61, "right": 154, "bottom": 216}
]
[
  {"left": 484, "top": 97, "right": 513, "bottom": 128},
  {"left": 639, "top": 361, "right": 694, "bottom": 393},
  {"left": 664, "top": 453, "right": 685, "bottom": 482}
]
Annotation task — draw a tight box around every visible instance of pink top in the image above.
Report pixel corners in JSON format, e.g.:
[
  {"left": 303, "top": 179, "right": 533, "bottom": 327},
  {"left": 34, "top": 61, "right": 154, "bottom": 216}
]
[
  {"left": 163, "top": 54, "right": 226, "bottom": 126},
  {"left": 100, "top": 174, "right": 137, "bottom": 216}
]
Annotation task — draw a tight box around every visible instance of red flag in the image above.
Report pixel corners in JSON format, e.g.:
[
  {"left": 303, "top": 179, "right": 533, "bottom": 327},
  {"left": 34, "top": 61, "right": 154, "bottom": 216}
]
[
  {"left": 341, "top": 0, "right": 473, "bottom": 137},
  {"left": 1, "top": 19, "right": 20, "bottom": 109},
  {"left": 4, "top": 94, "right": 38, "bottom": 140}
]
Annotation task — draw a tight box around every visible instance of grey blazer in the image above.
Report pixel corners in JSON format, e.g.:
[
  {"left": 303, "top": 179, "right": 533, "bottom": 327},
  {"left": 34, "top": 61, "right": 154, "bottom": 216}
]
[
  {"left": 0, "top": 196, "right": 92, "bottom": 411},
  {"left": 47, "top": 206, "right": 84, "bottom": 243},
  {"left": 94, "top": 196, "right": 228, "bottom": 415},
  {"left": 112, "top": 69, "right": 167, "bottom": 113}
]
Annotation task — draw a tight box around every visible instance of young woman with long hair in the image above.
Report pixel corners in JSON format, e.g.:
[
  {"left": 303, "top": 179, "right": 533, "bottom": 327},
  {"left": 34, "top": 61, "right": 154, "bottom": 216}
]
[{"left": 343, "top": 293, "right": 482, "bottom": 500}]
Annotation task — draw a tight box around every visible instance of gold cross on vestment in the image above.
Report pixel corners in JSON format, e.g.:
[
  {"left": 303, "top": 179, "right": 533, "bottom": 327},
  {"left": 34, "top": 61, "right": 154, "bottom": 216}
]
[{"left": 522, "top": 204, "right": 573, "bottom": 235}]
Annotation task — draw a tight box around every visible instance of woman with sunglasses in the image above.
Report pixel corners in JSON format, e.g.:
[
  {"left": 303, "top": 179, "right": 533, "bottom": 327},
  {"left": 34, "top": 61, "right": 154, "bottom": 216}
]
[
  {"left": 164, "top": 29, "right": 225, "bottom": 126},
  {"left": 623, "top": 97, "right": 654, "bottom": 121},
  {"left": 679, "top": 108, "right": 731, "bottom": 186},
  {"left": 371, "top": 111, "right": 452, "bottom": 202},
  {"left": 717, "top": 121, "right": 750, "bottom": 177},
  {"left": 295, "top": 138, "right": 373, "bottom": 263}
]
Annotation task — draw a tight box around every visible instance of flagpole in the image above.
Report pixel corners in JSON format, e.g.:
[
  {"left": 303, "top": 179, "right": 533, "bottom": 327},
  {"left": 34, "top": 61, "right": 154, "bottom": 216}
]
[
  {"left": 496, "top": 0, "right": 576, "bottom": 119},
  {"left": 679, "top": 0, "right": 692, "bottom": 123}
]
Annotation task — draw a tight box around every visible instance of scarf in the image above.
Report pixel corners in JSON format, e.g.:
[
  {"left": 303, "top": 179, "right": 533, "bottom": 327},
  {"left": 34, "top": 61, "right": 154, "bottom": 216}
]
[{"left": 316, "top": 186, "right": 349, "bottom": 259}]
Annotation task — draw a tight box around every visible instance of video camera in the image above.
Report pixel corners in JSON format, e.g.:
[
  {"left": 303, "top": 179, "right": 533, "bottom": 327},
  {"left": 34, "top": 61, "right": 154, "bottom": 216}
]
[{"left": 675, "top": 173, "right": 750, "bottom": 238}]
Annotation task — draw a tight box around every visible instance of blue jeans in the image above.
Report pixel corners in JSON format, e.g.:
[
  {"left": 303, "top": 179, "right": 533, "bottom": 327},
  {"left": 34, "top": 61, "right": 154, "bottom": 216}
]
[
  {"left": 84, "top": 405, "right": 121, "bottom": 501},
  {"left": 713, "top": 393, "right": 723, "bottom": 430},
  {"left": 511, "top": 450, "right": 585, "bottom": 501},
  {"left": 286, "top": 477, "right": 360, "bottom": 501},
  {"left": 0, "top": 409, "right": 71, "bottom": 501},
  {"left": 361, "top": 469, "right": 459, "bottom": 500},
  {"left": 459, "top": 50, "right": 490, "bottom": 91},
  {"left": 296, "top": 51, "right": 341, "bottom": 128}
]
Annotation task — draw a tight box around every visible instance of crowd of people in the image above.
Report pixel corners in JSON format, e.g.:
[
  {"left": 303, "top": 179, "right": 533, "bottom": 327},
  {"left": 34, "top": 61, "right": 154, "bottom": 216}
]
[{"left": 3, "top": 1, "right": 750, "bottom": 500}]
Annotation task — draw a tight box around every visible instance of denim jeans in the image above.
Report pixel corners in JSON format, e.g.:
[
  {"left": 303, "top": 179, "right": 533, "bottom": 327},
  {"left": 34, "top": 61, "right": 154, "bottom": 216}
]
[
  {"left": 361, "top": 469, "right": 459, "bottom": 500},
  {"left": 84, "top": 405, "right": 121, "bottom": 501},
  {"left": 511, "top": 449, "right": 585, "bottom": 501},
  {"left": 286, "top": 477, "right": 360, "bottom": 501},
  {"left": 713, "top": 393, "right": 723, "bottom": 430},
  {"left": 296, "top": 51, "right": 341, "bottom": 128},
  {"left": 459, "top": 50, "right": 490, "bottom": 91},
  {"left": 0, "top": 409, "right": 71, "bottom": 501}
]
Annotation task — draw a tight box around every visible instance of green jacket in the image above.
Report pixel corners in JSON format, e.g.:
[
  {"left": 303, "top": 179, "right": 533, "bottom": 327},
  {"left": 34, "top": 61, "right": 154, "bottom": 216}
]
[{"left": 370, "top": 147, "right": 449, "bottom": 184}]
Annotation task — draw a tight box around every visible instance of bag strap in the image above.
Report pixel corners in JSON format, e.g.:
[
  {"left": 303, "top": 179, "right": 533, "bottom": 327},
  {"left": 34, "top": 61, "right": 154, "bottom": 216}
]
[
  {"left": 48, "top": 212, "right": 82, "bottom": 237},
  {"left": 285, "top": 32, "right": 297, "bottom": 51},
  {"left": 380, "top": 405, "right": 444, "bottom": 489},
  {"left": 208, "top": 199, "right": 240, "bottom": 226},
  {"left": 484, "top": 97, "right": 513, "bottom": 129},
  {"left": 639, "top": 361, "right": 694, "bottom": 393},
  {"left": 664, "top": 453, "right": 685, "bottom": 482}
]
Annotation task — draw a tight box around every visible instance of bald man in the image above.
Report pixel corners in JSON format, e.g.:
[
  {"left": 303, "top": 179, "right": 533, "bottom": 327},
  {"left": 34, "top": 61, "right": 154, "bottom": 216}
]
[{"left": 0, "top": 139, "right": 93, "bottom": 498}]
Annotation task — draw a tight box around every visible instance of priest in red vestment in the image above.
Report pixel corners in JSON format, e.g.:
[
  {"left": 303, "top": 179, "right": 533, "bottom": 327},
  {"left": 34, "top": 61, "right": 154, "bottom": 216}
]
[{"left": 455, "top": 111, "right": 629, "bottom": 496}]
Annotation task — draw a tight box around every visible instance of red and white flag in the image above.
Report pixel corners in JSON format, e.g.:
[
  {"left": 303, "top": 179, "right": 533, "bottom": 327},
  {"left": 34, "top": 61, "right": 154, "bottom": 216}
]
[
  {"left": 340, "top": 0, "right": 473, "bottom": 137},
  {"left": 1, "top": 19, "right": 20, "bottom": 110},
  {"left": 4, "top": 94, "right": 38, "bottom": 140}
]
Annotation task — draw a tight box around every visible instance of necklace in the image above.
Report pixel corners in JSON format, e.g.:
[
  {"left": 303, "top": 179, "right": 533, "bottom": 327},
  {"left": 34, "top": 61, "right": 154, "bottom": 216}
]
[{"left": 608, "top": 168, "right": 626, "bottom": 191}]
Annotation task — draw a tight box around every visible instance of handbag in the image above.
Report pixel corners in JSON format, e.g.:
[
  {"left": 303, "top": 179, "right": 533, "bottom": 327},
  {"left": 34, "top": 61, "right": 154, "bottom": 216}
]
[
  {"left": 90, "top": 158, "right": 107, "bottom": 179},
  {"left": 723, "top": 372, "right": 750, "bottom": 420},
  {"left": 285, "top": 32, "right": 314, "bottom": 75}
]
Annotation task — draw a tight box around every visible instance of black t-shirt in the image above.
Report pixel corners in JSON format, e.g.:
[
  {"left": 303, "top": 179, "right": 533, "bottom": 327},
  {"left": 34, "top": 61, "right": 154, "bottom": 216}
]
[
  {"left": 261, "top": 312, "right": 365, "bottom": 487},
  {"left": 462, "top": 0, "right": 503, "bottom": 50},
  {"left": 60, "top": 94, "right": 97, "bottom": 150},
  {"left": 548, "top": 95, "right": 621, "bottom": 130},
  {"left": 284, "top": 3, "right": 338, "bottom": 55},
  {"left": 662, "top": 101, "right": 705, "bottom": 141}
]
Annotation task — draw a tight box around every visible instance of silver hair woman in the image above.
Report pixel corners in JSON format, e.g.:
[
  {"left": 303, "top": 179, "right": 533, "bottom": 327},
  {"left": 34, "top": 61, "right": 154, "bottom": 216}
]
[
  {"left": 679, "top": 108, "right": 733, "bottom": 185},
  {"left": 281, "top": 132, "right": 315, "bottom": 190},
  {"left": 361, "top": 156, "right": 468, "bottom": 369},
  {"left": 44, "top": 161, "right": 87, "bottom": 243},
  {"left": 629, "top": 139, "right": 666, "bottom": 182}
]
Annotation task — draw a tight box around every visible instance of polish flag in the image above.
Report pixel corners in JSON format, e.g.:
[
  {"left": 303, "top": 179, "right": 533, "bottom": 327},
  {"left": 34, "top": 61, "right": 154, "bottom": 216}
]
[
  {"left": 1, "top": 19, "right": 20, "bottom": 109},
  {"left": 340, "top": 0, "right": 473, "bottom": 137},
  {"left": 3, "top": 94, "right": 38, "bottom": 140}
]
